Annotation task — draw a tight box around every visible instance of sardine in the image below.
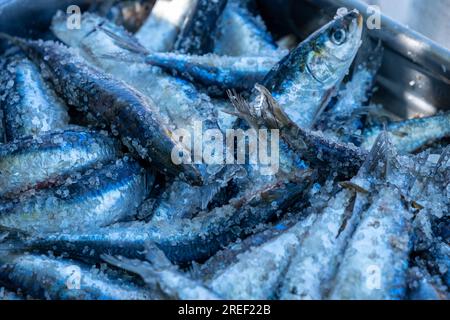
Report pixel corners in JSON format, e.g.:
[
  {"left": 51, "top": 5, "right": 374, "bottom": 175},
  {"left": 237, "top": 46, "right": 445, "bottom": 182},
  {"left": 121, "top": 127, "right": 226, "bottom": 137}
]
[
  {"left": 102, "top": 245, "right": 222, "bottom": 300},
  {"left": 136, "top": 0, "right": 196, "bottom": 52},
  {"left": 0, "top": 128, "right": 121, "bottom": 197},
  {"left": 174, "top": 0, "right": 228, "bottom": 54},
  {"left": 0, "top": 158, "right": 152, "bottom": 234},
  {"left": 20, "top": 170, "right": 314, "bottom": 265},
  {"left": 0, "top": 253, "right": 155, "bottom": 300},
  {"left": 362, "top": 113, "right": 450, "bottom": 154},
  {"left": 279, "top": 133, "right": 391, "bottom": 300},
  {"left": 0, "top": 34, "right": 204, "bottom": 185},
  {"left": 261, "top": 9, "right": 363, "bottom": 129},
  {"left": 205, "top": 213, "right": 317, "bottom": 300},
  {"left": 213, "top": 1, "right": 278, "bottom": 57},
  {"left": 329, "top": 186, "right": 413, "bottom": 300},
  {"left": 1, "top": 55, "right": 69, "bottom": 141},
  {"left": 229, "top": 85, "right": 368, "bottom": 180},
  {"left": 144, "top": 52, "right": 280, "bottom": 90},
  {"left": 317, "top": 39, "right": 384, "bottom": 142}
]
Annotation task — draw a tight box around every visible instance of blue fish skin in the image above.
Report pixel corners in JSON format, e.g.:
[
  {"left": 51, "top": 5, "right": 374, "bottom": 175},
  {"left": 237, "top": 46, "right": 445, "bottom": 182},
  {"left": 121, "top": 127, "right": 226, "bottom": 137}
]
[
  {"left": 1, "top": 55, "right": 69, "bottom": 141},
  {"left": 362, "top": 113, "right": 450, "bottom": 154},
  {"left": 0, "top": 254, "right": 156, "bottom": 300},
  {"left": 0, "top": 128, "right": 121, "bottom": 198},
  {"left": 262, "top": 10, "right": 363, "bottom": 129},
  {"left": 22, "top": 172, "right": 314, "bottom": 266},
  {"left": 174, "top": 0, "right": 228, "bottom": 54},
  {"left": 4, "top": 36, "right": 204, "bottom": 185},
  {"left": 135, "top": 0, "right": 197, "bottom": 52},
  {"left": 145, "top": 53, "right": 280, "bottom": 90},
  {"left": 214, "top": 1, "right": 278, "bottom": 57},
  {"left": 0, "top": 158, "right": 152, "bottom": 235}
]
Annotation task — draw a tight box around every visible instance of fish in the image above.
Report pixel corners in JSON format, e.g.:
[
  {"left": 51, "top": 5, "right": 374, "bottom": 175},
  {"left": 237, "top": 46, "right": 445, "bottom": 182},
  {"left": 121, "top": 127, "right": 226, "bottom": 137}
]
[
  {"left": 174, "top": 0, "right": 228, "bottom": 54},
  {"left": 205, "top": 213, "right": 317, "bottom": 300},
  {"left": 51, "top": 13, "right": 250, "bottom": 214},
  {"left": 316, "top": 39, "right": 384, "bottom": 142},
  {"left": 150, "top": 165, "right": 245, "bottom": 222},
  {"left": 18, "top": 169, "right": 314, "bottom": 265},
  {"left": 135, "top": 0, "right": 196, "bottom": 52},
  {"left": 0, "top": 158, "right": 152, "bottom": 234},
  {"left": 0, "top": 128, "right": 121, "bottom": 198},
  {"left": 1, "top": 54, "right": 69, "bottom": 141},
  {"left": 143, "top": 52, "right": 280, "bottom": 91},
  {"left": 51, "top": 12, "right": 218, "bottom": 137},
  {"left": 102, "top": 245, "right": 222, "bottom": 300},
  {"left": 213, "top": 0, "right": 278, "bottom": 57},
  {"left": 90, "top": 0, "right": 154, "bottom": 33},
  {"left": 328, "top": 185, "right": 413, "bottom": 300},
  {"left": 0, "top": 33, "right": 204, "bottom": 185},
  {"left": 279, "top": 133, "right": 391, "bottom": 300},
  {"left": 261, "top": 9, "right": 363, "bottom": 129},
  {"left": 228, "top": 84, "right": 368, "bottom": 180},
  {"left": 0, "top": 253, "right": 156, "bottom": 300},
  {"left": 362, "top": 112, "right": 450, "bottom": 154}
]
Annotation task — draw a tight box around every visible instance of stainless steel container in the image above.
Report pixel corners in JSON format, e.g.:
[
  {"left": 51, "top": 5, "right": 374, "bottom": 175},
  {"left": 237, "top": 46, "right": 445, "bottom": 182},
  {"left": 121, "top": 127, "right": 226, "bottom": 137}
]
[{"left": 1, "top": 0, "right": 449, "bottom": 118}]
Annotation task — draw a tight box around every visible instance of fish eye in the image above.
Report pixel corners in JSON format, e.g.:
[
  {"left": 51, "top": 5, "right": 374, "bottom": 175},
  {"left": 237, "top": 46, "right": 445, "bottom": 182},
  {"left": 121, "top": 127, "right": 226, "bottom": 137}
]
[{"left": 331, "top": 28, "right": 347, "bottom": 45}]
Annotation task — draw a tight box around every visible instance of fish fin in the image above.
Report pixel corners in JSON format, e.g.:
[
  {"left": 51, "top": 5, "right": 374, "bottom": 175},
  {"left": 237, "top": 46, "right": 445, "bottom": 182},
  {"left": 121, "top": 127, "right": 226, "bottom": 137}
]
[
  {"left": 101, "top": 254, "right": 157, "bottom": 281},
  {"left": 97, "top": 24, "right": 149, "bottom": 55},
  {"left": 359, "top": 131, "right": 391, "bottom": 177},
  {"left": 144, "top": 243, "right": 174, "bottom": 270},
  {"left": 199, "top": 183, "right": 222, "bottom": 210},
  {"left": 99, "top": 51, "right": 146, "bottom": 64},
  {"left": 226, "top": 89, "right": 261, "bottom": 129},
  {"left": 336, "top": 192, "right": 357, "bottom": 238},
  {"left": 311, "top": 86, "right": 337, "bottom": 128}
]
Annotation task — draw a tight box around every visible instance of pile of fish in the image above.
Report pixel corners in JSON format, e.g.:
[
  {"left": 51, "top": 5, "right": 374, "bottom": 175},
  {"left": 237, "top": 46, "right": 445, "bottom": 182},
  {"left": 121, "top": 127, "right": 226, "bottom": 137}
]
[{"left": 0, "top": 0, "right": 448, "bottom": 300}]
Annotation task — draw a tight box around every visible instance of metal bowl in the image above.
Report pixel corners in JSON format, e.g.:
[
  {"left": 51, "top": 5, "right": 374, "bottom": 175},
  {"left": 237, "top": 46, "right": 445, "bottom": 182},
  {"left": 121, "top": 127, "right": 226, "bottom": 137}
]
[{"left": 1, "top": 0, "right": 449, "bottom": 118}]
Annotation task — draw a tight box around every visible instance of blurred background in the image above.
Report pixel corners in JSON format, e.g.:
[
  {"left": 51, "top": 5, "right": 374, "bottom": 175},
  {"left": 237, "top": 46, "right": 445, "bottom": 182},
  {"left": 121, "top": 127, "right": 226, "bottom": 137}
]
[{"left": 365, "top": 0, "right": 450, "bottom": 49}]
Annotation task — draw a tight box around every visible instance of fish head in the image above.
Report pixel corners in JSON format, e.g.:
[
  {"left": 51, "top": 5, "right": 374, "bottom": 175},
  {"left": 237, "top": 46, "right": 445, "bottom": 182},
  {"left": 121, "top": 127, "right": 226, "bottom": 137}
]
[{"left": 305, "top": 8, "right": 363, "bottom": 85}]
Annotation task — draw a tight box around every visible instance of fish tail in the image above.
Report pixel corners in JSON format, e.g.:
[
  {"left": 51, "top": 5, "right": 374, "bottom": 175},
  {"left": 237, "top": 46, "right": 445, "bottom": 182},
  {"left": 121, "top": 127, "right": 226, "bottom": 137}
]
[{"left": 97, "top": 25, "right": 149, "bottom": 55}]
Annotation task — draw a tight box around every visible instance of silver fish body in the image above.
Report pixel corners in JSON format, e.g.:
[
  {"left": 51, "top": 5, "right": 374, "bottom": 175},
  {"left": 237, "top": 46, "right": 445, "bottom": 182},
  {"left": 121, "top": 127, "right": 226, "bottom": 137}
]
[
  {"left": 135, "top": 0, "right": 196, "bottom": 52},
  {"left": 22, "top": 173, "right": 313, "bottom": 265},
  {"left": 279, "top": 133, "right": 392, "bottom": 300},
  {"left": 144, "top": 52, "right": 280, "bottom": 90},
  {"left": 1, "top": 55, "right": 69, "bottom": 141},
  {"left": 174, "top": 0, "right": 228, "bottom": 54},
  {"left": 329, "top": 186, "right": 413, "bottom": 300},
  {"left": 261, "top": 10, "right": 363, "bottom": 129},
  {"left": 0, "top": 254, "right": 154, "bottom": 300},
  {"left": 0, "top": 128, "right": 121, "bottom": 197},
  {"left": 103, "top": 253, "right": 222, "bottom": 300},
  {"left": 362, "top": 113, "right": 450, "bottom": 154},
  {"left": 214, "top": 1, "right": 278, "bottom": 57},
  {"left": 0, "top": 158, "right": 151, "bottom": 234},
  {"left": 206, "top": 213, "right": 316, "bottom": 300},
  {"left": 51, "top": 13, "right": 223, "bottom": 154}
]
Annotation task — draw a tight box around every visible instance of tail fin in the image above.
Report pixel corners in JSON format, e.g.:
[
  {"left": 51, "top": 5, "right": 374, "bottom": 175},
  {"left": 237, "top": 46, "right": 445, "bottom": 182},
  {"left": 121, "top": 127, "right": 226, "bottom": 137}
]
[{"left": 97, "top": 25, "right": 149, "bottom": 55}]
